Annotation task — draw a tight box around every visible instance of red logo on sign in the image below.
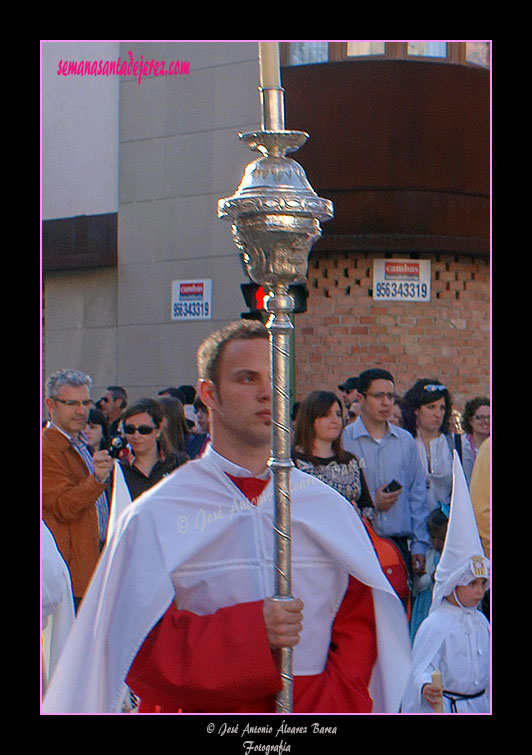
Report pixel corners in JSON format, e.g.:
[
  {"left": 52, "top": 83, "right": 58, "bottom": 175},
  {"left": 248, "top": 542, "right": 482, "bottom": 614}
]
[
  {"left": 385, "top": 262, "right": 419, "bottom": 280},
  {"left": 180, "top": 282, "right": 204, "bottom": 298}
]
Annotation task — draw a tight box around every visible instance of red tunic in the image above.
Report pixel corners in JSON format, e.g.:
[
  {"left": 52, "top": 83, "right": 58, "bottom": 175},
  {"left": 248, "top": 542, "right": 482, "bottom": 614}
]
[{"left": 126, "top": 475, "right": 377, "bottom": 713}]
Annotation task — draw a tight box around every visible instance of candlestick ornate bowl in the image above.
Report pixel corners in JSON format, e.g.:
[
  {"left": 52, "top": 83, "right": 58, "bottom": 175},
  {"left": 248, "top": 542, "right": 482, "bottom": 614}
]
[{"left": 218, "top": 129, "right": 333, "bottom": 292}]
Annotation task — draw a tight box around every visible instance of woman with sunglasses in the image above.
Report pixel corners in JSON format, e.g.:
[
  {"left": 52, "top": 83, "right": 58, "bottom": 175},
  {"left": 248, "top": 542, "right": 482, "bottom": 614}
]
[
  {"left": 119, "top": 398, "right": 189, "bottom": 500},
  {"left": 401, "top": 380, "right": 474, "bottom": 514}
]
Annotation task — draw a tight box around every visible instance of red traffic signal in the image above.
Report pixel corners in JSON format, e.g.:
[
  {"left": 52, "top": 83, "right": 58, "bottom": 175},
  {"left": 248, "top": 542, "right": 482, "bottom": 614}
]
[
  {"left": 255, "top": 286, "right": 267, "bottom": 310},
  {"left": 240, "top": 283, "right": 308, "bottom": 315}
]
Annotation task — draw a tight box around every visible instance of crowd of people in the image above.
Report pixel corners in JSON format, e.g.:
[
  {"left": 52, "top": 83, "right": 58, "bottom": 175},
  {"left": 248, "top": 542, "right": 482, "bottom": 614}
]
[{"left": 41, "top": 319, "right": 490, "bottom": 715}]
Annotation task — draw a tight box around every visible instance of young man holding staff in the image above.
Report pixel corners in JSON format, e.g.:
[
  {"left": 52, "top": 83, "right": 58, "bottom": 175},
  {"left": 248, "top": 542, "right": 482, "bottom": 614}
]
[{"left": 43, "top": 321, "right": 411, "bottom": 714}]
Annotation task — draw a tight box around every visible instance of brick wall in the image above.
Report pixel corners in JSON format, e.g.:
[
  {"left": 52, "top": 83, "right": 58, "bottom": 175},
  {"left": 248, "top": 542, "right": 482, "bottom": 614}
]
[{"left": 293, "top": 252, "right": 490, "bottom": 412}]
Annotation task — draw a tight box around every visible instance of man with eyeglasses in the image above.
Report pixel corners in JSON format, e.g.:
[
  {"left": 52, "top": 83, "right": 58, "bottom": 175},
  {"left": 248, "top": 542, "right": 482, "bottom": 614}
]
[
  {"left": 342, "top": 369, "right": 430, "bottom": 592},
  {"left": 42, "top": 369, "right": 113, "bottom": 608}
]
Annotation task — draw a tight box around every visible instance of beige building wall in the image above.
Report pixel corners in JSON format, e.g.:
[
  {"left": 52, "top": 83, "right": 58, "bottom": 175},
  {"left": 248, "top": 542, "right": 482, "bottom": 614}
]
[{"left": 43, "top": 41, "right": 262, "bottom": 404}]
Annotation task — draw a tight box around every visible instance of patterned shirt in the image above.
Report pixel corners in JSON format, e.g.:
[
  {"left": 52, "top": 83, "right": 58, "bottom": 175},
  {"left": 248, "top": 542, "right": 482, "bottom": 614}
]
[{"left": 292, "top": 451, "right": 364, "bottom": 510}]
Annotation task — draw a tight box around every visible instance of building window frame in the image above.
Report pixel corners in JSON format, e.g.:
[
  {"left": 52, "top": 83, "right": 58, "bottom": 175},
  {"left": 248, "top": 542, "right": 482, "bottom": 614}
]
[{"left": 282, "top": 41, "right": 489, "bottom": 68}]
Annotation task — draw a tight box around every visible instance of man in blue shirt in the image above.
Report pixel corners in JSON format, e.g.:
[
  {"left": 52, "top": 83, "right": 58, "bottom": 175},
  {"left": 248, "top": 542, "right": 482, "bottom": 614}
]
[{"left": 342, "top": 369, "right": 430, "bottom": 581}]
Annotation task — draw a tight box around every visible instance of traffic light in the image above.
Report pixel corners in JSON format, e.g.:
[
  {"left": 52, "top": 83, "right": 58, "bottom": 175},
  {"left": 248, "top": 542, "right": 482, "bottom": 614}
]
[
  {"left": 289, "top": 284, "right": 308, "bottom": 313},
  {"left": 240, "top": 283, "right": 267, "bottom": 320},
  {"left": 240, "top": 283, "right": 308, "bottom": 319}
]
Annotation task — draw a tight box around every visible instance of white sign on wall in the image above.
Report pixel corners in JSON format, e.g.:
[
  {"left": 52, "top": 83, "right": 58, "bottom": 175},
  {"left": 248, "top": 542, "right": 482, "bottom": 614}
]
[
  {"left": 373, "top": 259, "right": 431, "bottom": 301},
  {"left": 171, "top": 279, "right": 212, "bottom": 321}
]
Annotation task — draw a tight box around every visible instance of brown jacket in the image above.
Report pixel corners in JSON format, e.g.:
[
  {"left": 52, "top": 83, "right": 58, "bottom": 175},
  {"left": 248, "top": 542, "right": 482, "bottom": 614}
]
[{"left": 42, "top": 425, "right": 107, "bottom": 598}]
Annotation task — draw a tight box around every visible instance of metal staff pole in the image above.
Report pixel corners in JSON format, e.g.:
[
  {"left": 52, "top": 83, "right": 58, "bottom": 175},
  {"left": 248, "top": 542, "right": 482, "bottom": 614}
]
[
  {"left": 267, "top": 281, "right": 296, "bottom": 712},
  {"left": 217, "top": 81, "right": 333, "bottom": 712}
]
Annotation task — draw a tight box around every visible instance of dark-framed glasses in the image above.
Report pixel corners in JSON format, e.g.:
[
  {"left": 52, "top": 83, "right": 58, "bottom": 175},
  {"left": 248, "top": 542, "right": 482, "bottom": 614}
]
[
  {"left": 54, "top": 398, "right": 93, "bottom": 408},
  {"left": 473, "top": 414, "right": 490, "bottom": 422}
]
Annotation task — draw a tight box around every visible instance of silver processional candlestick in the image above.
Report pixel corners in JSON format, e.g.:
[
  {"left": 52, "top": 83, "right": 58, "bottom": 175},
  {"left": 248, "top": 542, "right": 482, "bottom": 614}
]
[{"left": 217, "top": 64, "right": 333, "bottom": 713}]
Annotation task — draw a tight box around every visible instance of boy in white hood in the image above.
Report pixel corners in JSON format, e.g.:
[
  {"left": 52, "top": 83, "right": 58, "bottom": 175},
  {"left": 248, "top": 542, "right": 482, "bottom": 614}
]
[{"left": 401, "top": 452, "right": 490, "bottom": 713}]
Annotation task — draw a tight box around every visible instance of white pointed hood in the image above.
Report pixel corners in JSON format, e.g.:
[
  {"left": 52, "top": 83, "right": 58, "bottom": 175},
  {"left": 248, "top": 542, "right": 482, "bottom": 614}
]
[{"left": 430, "top": 451, "right": 490, "bottom": 612}]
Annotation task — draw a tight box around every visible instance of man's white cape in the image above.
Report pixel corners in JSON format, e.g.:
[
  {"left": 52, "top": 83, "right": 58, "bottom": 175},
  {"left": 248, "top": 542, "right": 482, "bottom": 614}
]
[{"left": 43, "top": 446, "right": 411, "bottom": 714}]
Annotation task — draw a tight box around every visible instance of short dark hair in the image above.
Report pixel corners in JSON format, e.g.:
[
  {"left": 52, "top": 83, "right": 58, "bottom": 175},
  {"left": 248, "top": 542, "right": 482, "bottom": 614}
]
[
  {"left": 158, "top": 387, "right": 185, "bottom": 402},
  {"left": 338, "top": 377, "right": 359, "bottom": 392},
  {"left": 426, "top": 507, "right": 449, "bottom": 533},
  {"left": 106, "top": 385, "right": 128, "bottom": 408},
  {"left": 178, "top": 385, "right": 197, "bottom": 404},
  {"left": 197, "top": 320, "right": 269, "bottom": 385},
  {"left": 357, "top": 368, "right": 394, "bottom": 395}
]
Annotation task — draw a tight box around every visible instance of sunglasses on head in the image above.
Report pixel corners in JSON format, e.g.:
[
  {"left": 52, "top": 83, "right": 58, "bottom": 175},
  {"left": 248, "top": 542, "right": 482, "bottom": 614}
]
[
  {"left": 424, "top": 384, "right": 446, "bottom": 392},
  {"left": 123, "top": 424, "right": 156, "bottom": 435}
]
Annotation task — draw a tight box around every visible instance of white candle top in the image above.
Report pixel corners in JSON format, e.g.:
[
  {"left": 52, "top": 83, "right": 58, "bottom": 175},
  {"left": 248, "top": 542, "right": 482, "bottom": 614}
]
[{"left": 259, "top": 42, "right": 281, "bottom": 88}]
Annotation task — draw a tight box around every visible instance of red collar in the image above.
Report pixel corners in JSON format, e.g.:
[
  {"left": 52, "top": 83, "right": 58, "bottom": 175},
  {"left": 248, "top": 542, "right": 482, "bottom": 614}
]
[{"left": 225, "top": 473, "right": 269, "bottom": 506}]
